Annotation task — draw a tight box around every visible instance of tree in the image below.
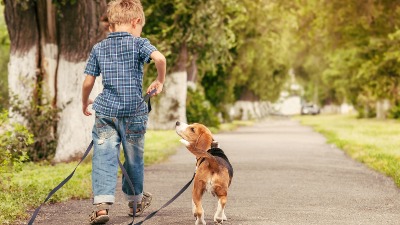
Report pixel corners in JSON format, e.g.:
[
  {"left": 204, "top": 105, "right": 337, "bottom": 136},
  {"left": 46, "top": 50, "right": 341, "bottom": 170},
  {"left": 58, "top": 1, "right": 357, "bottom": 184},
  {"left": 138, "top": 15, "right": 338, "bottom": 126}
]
[
  {"left": 200, "top": 0, "right": 291, "bottom": 120},
  {"left": 286, "top": 0, "right": 400, "bottom": 118},
  {"left": 142, "top": 0, "right": 243, "bottom": 129},
  {"left": 4, "top": 0, "right": 108, "bottom": 161}
]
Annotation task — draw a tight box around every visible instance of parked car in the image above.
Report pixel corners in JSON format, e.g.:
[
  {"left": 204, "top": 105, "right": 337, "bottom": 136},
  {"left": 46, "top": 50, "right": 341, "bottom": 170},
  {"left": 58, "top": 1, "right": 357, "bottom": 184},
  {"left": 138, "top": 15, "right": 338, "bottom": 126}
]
[{"left": 301, "top": 104, "right": 320, "bottom": 115}]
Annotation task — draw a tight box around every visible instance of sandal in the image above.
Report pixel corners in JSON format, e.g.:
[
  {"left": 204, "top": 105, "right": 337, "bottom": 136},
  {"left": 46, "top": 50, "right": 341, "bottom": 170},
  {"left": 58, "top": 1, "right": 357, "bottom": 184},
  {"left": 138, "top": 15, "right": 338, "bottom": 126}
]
[
  {"left": 128, "top": 192, "right": 153, "bottom": 217},
  {"left": 89, "top": 203, "right": 110, "bottom": 224}
]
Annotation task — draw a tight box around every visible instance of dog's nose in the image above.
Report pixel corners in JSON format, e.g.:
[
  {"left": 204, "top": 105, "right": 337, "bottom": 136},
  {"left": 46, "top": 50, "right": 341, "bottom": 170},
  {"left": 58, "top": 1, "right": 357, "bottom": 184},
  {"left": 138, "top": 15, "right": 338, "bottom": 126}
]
[{"left": 176, "top": 121, "right": 180, "bottom": 126}]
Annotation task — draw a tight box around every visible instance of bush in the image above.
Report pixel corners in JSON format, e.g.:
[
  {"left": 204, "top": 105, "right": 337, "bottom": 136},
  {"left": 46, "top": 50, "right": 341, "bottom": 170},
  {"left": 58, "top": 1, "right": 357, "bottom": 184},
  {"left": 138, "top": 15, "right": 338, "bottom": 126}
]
[
  {"left": 0, "top": 110, "right": 33, "bottom": 181},
  {"left": 10, "top": 95, "right": 60, "bottom": 161},
  {"left": 389, "top": 103, "right": 400, "bottom": 119},
  {"left": 186, "top": 88, "right": 220, "bottom": 128}
]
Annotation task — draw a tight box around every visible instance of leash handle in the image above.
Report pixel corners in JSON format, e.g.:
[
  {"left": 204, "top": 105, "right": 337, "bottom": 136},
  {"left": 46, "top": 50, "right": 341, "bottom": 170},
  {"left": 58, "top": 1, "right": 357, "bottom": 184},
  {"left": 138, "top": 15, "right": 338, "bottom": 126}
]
[{"left": 144, "top": 88, "right": 157, "bottom": 102}]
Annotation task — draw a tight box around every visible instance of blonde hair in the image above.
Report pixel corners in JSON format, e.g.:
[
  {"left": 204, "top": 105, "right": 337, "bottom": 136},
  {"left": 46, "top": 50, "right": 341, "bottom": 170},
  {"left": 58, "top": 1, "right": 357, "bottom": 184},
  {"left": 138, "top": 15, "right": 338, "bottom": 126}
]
[{"left": 107, "top": 0, "right": 145, "bottom": 27}]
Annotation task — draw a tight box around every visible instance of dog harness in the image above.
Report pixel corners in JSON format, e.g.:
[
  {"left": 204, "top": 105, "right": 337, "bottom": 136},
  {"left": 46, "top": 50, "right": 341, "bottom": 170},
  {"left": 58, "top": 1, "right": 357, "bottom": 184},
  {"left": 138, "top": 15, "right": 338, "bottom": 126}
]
[{"left": 196, "top": 148, "right": 234, "bottom": 179}]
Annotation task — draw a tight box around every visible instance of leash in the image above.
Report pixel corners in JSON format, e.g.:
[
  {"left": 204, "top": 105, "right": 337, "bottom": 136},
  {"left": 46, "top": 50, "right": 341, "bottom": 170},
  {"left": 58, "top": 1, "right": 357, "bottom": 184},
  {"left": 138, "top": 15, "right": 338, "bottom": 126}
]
[
  {"left": 132, "top": 172, "right": 195, "bottom": 225},
  {"left": 27, "top": 141, "right": 94, "bottom": 225},
  {"left": 132, "top": 156, "right": 211, "bottom": 224},
  {"left": 28, "top": 89, "right": 156, "bottom": 225}
]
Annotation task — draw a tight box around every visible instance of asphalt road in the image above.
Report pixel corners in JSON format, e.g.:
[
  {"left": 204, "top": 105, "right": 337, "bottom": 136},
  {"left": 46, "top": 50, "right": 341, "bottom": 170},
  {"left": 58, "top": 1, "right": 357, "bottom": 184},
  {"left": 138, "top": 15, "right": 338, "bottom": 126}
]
[{"left": 29, "top": 118, "right": 400, "bottom": 225}]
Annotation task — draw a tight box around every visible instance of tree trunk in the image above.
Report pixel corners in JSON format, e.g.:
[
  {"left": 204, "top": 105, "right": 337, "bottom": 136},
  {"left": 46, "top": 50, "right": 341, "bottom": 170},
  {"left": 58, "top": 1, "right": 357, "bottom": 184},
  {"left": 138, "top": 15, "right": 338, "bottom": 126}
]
[
  {"left": 5, "top": 0, "right": 39, "bottom": 108},
  {"left": 5, "top": 0, "right": 108, "bottom": 162},
  {"left": 376, "top": 99, "right": 390, "bottom": 119},
  {"left": 187, "top": 53, "right": 198, "bottom": 90},
  {"left": 148, "top": 43, "right": 188, "bottom": 129},
  {"left": 54, "top": 1, "right": 107, "bottom": 162}
]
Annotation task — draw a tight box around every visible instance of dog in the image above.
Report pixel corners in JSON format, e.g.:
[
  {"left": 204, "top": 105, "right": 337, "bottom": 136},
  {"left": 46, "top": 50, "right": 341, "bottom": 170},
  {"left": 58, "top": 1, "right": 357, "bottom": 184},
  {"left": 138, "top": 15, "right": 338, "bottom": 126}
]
[{"left": 175, "top": 121, "right": 233, "bottom": 225}]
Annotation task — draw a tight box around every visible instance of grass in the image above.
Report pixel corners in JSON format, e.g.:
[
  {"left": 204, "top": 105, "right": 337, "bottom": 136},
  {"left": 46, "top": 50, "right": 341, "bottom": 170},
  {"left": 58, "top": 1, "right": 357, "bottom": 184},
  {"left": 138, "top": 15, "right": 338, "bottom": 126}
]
[
  {"left": 0, "top": 130, "right": 180, "bottom": 224},
  {"left": 143, "top": 130, "right": 180, "bottom": 165},
  {"left": 0, "top": 121, "right": 253, "bottom": 224},
  {"left": 295, "top": 114, "right": 400, "bottom": 187}
]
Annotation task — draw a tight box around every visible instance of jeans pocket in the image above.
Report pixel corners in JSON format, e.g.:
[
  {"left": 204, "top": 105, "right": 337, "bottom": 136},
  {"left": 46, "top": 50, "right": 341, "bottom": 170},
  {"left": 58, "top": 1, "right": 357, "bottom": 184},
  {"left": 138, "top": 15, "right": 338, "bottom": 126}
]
[
  {"left": 126, "top": 116, "right": 147, "bottom": 144},
  {"left": 95, "top": 115, "right": 117, "bottom": 140}
]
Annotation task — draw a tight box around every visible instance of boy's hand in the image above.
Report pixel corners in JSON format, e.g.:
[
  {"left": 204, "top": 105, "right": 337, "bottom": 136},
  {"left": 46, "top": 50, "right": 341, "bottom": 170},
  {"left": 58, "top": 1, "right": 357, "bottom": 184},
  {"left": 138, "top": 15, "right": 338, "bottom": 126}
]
[
  {"left": 147, "top": 80, "right": 163, "bottom": 96},
  {"left": 82, "top": 99, "right": 94, "bottom": 116}
]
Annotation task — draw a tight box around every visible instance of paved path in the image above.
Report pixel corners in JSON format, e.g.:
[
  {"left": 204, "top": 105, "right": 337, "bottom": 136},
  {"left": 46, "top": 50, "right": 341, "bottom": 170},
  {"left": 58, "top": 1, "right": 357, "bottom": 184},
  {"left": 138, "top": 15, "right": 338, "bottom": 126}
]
[{"left": 31, "top": 118, "right": 400, "bottom": 224}]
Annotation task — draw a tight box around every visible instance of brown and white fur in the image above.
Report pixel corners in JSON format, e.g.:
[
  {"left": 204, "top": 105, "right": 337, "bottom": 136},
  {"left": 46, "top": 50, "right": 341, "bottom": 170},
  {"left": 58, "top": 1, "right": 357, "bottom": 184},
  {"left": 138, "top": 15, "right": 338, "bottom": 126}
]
[{"left": 175, "top": 121, "right": 233, "bottom": 225}]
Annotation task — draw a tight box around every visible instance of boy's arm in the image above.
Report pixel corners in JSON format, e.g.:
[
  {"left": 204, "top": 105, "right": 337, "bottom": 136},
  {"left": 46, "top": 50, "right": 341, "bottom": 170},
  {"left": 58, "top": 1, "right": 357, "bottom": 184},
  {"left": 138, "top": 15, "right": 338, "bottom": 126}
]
[
  {"left": 82, "top": 75, "right": 96, "bottom": 116},
  {"left": 146, "top": 51, "right": 166, "bottom": 96}
]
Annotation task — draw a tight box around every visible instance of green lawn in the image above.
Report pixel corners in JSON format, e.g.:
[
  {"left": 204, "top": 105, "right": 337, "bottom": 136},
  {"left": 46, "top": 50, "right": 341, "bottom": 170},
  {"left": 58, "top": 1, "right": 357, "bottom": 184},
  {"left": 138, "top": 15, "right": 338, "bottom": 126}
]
[{"left": 295, "top": 114, "right": 400, "bottom": 187}]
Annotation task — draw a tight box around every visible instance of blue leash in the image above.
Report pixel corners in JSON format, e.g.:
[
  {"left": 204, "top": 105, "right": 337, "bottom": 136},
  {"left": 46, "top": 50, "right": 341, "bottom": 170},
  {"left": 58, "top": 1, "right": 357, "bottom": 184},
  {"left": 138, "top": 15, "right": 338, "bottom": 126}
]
[{"left": 28, "top": 89, "right": 156, "bottom": 225}]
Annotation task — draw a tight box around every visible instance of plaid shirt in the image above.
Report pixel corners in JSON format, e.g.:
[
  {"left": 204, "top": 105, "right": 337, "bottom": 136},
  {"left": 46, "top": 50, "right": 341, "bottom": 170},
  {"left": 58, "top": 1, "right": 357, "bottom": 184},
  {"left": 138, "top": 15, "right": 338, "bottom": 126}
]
[{"left": 84, "top": 32, "right": 157, "bottom": 117}]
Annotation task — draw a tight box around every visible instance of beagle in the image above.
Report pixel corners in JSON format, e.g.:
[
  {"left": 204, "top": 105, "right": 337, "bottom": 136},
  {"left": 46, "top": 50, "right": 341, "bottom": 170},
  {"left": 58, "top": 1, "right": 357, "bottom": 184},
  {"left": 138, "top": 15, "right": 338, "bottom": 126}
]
[{"left": 175, "top": 121, "right": 233, "bottom": 225}]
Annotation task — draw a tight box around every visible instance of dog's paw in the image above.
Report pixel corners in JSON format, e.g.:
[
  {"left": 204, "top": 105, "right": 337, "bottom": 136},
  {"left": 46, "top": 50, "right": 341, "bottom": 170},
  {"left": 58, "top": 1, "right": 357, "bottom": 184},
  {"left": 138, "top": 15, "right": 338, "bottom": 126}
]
[
  {"left": 180, "top": 139, "right": 190, "bottom": 147},
  {"left": 222, "top": 213, "right": 227, "bottom": 221},
  {"left": 214, "top": 216, "right": 224, "bottom": 224}
]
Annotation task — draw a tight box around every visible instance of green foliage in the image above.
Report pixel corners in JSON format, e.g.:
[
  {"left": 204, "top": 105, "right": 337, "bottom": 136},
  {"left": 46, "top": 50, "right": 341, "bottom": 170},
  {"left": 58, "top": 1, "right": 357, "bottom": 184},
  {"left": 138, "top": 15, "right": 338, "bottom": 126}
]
[
  {"left": 0, "top": 44, "right": 9, "bottom": 109},
  {"left": 287, "top": 0, "right": 400, "bottom": 116},
  {"left": 228, "top": 0, "right": 289, "bottom": 102},
  {"left": 144, "top": 0, "right": 291, "bottom": 108},
  {"left": 388, "top": 103, "right": 400, "bottom": 119},
  {"left": 0, "top": 110, "right": 33, "bottom": 182},
  {"left": 143, "top": 0, "right": 242, "bottom": 73},
  {"left": 0, "top": 4, "right": 9, "bottom": 110},
  {"left": 186, "top": 88, "right": 220, "bottom": 128},
  {"left": 10, "top": 96, "right": 60, "bottom": 161}
]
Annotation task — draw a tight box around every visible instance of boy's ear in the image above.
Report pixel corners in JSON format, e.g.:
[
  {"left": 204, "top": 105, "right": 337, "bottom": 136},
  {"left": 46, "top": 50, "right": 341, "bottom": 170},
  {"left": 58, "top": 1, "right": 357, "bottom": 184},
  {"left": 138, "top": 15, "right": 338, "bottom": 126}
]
[
  {"left": 108, "top": 24, "right": 114, "bottom": 32},
  {"left": 131, "top": 18, "right": 141, "bottom": 27}
]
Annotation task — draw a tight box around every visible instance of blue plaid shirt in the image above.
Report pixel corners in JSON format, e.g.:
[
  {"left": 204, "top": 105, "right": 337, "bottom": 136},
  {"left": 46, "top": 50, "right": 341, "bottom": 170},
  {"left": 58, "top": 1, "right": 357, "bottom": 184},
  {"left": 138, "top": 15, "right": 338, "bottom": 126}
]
[{"left": 84, "top": 32, "right": 157, "bottom": 117}]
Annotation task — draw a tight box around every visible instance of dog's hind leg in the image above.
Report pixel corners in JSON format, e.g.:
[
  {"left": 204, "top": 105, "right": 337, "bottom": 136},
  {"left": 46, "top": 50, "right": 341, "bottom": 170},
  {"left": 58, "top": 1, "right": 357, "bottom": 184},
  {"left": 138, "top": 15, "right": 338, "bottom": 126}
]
[
  {"left": 192, "top": 182, "right": 206, "bottom": 225},
  {"left": 213, "top": 184, "right": 228, "bottom": 224},
  {"left": 214, "top": 195, "right": 227, "bottom": 224}
]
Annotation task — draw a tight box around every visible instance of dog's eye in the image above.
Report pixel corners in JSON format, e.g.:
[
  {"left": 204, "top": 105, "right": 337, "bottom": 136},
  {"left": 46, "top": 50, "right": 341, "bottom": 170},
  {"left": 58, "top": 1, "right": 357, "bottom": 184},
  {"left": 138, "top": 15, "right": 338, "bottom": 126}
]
[{"left": 190, "top": 127, "right": 195, "bottom": 133}]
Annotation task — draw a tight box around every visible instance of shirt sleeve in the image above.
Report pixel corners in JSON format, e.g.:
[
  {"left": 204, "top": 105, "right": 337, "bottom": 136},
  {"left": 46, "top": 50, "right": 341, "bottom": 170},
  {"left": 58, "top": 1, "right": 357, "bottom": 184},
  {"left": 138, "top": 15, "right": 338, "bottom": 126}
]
[
  {"left": 84, "top": 46, "right": 101, "bottom": 76},
  {"left": 139, "top": 38, "right": 157, "bottom": 64}
]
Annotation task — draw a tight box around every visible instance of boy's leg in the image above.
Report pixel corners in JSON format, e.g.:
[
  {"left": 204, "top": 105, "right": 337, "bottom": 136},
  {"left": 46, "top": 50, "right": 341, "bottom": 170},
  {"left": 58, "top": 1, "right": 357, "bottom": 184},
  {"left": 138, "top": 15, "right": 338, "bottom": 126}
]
[
  {"left": 121, "top": 114, "right": 149, "bottom": 211},
  {"left": 92, "top": 114, "right": 121, "bottom": 205}
]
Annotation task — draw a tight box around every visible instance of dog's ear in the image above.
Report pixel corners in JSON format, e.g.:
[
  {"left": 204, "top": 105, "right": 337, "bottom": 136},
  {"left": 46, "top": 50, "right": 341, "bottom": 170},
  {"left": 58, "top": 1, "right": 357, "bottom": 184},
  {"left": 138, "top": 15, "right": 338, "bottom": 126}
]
[{"left": 196, "top": 132, "right": 213, "bottom": 151}]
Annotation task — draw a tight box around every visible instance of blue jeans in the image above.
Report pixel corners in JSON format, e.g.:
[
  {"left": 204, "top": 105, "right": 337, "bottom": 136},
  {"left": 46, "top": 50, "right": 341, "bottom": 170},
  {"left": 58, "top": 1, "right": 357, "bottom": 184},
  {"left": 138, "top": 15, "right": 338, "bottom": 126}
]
[{"left": 92, "top": 113, "right": 148, "bottom": 205}]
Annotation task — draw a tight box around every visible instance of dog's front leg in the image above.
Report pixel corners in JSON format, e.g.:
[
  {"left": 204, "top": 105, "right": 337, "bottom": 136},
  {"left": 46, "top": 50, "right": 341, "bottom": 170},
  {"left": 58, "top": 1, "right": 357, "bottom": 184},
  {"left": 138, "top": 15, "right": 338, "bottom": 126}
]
[{"left": 192, "top": 181, "right": 206, "bottom": 225}]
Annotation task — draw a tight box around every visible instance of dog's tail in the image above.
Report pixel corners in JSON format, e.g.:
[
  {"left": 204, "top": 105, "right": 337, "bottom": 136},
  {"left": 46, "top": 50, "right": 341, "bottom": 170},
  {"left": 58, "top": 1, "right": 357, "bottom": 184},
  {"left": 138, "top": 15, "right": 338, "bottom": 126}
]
[{"left": 188, "top": 147, "right": 220, "bottom": 172}]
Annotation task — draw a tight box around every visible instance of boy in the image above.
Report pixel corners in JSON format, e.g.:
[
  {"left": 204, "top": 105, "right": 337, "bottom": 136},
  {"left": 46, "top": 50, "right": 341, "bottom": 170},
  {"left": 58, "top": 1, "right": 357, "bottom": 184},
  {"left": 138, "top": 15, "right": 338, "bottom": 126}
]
[{"left": 81, "top": 0, "right": 166, "bottom": 224}]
